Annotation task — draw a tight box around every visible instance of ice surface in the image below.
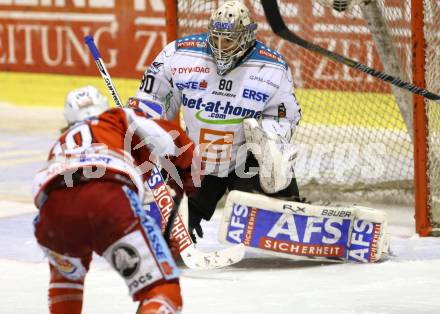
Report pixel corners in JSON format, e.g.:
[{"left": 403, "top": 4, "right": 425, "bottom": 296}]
[
  {"left": 2, "top": 208, "right": 440, "bottom": 314},
  {"left": 1, "top": 105, "right": 440, "bottom": 313}
]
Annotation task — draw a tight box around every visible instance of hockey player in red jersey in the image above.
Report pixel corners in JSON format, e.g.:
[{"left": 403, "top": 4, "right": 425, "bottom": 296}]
[{"left": 33, "top": 86, "right": 195, "bottom": 314}]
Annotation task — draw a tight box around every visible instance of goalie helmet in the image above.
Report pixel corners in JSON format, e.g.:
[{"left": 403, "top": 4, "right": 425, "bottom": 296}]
[
  {"left": 207, "top": 1, "right": 257, "bottom": 75},
  {"left": 64, "top": 85, "right": 109, "bottom": 124}
]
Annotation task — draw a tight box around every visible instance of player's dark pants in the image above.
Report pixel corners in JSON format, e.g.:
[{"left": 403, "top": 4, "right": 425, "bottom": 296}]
[{"left": 189, "top": 153, "right": 301, "bottom": 221}]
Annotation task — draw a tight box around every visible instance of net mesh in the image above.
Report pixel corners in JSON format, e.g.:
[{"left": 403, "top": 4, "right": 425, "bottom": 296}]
[
  {"left": 175, "top": 1, "right": 440, "bottom": 216},
  {"left": 423, "top": 0, "right": 440, "bottom": 229}
]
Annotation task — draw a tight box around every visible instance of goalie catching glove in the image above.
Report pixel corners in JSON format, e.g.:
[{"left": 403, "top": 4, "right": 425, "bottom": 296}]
[{"left": 243, "top": 118, "right": 298, "bottom": 194}]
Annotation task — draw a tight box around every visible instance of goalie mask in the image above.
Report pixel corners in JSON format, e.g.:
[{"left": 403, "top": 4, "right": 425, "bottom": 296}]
[
  {"left": 64, "top": 85, "right": 109, "bottom": 125},
  {"left": 207, "top": 1, "right": 257, "bottom": 75}
]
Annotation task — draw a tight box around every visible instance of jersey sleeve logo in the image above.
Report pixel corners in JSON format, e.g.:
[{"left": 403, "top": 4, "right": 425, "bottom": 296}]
[
  {"left": 147, "top": 62, "right": 164, "bottom": 74},
  {"left": 175, "top": 34, "right": 209, "bottom": 53},
  {"left": 278, "top": 103, "right": 287, "bottom": 118},
  {"left": 249, "top": 42, "right": 288, "bottom": 69},
  {"left": 258, "top": 49, "right": 285, "bottom": 65},
  {"left": 177, "top": 40, "right": 208, "bottom": 49}
]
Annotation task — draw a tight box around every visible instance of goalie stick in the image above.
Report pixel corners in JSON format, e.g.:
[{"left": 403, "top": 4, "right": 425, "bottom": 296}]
[
  {"left": 84, "top": 35, "right": 245, "bottom": 270},
  {"left": 261, "top": 0, "right": 440, "bottom": 104}
]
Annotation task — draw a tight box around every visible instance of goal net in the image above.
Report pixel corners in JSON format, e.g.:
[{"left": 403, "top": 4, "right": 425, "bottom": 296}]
[{"left": 170, "top": 0, "right": 440, "bottom": 235}]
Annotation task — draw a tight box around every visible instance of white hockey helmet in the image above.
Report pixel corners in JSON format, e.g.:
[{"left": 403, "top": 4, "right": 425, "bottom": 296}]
[
  {"left": 207, "top": 1, "right": 257, "bottom": 75},
  {"left": 64, "top": 85, "right": 109, "bottom": 124}
]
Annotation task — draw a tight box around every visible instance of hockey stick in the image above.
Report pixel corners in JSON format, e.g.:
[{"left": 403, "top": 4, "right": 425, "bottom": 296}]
[
  {"left": 261, "top": 0, "right": 440, "bottom": 104},
  {"left": 84, "top": 35, "right": 245, "bottom": 270}
]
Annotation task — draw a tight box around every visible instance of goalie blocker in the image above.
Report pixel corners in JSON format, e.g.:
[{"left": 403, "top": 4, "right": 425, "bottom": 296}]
[{"left": 219, "top": 191, "right": 390, "bottom": 263}]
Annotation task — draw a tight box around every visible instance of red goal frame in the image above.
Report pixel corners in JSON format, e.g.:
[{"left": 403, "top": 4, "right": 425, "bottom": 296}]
[{"left": 165, "top": 0, "right": 434, "bottom": 236}]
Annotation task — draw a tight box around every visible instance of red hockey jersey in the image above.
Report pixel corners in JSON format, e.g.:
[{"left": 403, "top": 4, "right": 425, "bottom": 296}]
[{"left": 33, "top": 108, "right": 194, "bottom": 206}]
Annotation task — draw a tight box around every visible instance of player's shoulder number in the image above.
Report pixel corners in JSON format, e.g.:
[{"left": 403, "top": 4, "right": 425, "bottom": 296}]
[
  {"left": 139, "top": 73, "right": 155, "bottom": 94},
  {"left": 52, "top": 123, "right": 93, "bottom": 155}
]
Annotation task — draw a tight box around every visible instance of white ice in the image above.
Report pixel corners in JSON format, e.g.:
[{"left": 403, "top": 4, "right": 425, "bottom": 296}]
[{"left": 1, "top": 103, "right": 440, "bottom": 313}]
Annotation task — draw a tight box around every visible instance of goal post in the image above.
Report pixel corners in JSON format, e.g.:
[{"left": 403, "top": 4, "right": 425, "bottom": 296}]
[
  {"left": 165, "top": 0, "right": 178, "bottom": 44},
  {"left": 411, "top": 0, "right": 430, "bottom": 236},
  {"left": 164, "top": 0, "right": 440, "bottom": 236}
]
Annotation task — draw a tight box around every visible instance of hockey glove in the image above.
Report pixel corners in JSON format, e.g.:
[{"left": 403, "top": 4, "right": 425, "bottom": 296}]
[
  {"left": 243, "top": 118, "right": 298, "bottom": 194},
  {"left": 187, "top": 202, "right": 204, "bottom": 243}
]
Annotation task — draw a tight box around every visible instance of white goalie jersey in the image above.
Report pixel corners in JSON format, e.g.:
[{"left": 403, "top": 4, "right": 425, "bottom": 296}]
[{"left": 135, "top": 33, "right": 301, "bottom": 176}]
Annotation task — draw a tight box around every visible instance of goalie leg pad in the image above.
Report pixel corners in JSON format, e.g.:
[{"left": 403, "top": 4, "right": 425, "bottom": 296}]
[{"left": 219, "top": 191, "right": 389, "bottom": 263}]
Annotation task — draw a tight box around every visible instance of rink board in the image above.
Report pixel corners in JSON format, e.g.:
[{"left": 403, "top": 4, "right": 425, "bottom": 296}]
[{"left": 0, "top": 71, "right": 404, "bottom": 130}]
